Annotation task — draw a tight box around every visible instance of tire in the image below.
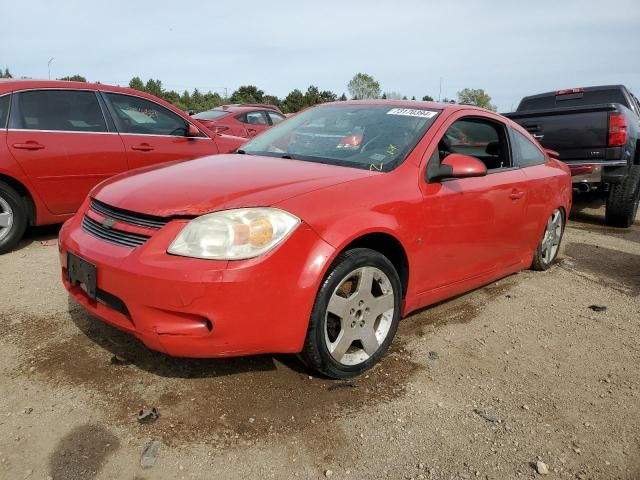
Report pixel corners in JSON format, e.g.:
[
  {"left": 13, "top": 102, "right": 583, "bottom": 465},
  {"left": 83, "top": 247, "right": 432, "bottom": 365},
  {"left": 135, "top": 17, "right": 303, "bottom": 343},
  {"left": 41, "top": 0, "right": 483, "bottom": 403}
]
[
  {"left": 531, "top": 208, "right": 565, "bottom": 271},
  {"left": 300, "top": 248, "right": 402, "bottom": 379},
  {"left": 605, "top": 165, "right": 640, "bottom": 228},
  {"left": 0, "top": 181, "right": 28, "bottom": 255}
]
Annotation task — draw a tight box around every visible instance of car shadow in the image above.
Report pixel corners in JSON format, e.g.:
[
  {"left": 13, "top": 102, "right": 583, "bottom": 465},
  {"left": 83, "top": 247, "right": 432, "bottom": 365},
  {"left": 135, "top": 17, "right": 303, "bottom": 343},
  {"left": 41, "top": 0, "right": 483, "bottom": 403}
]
[
  {"left": 66, "top": 296, "right": 313, "bottom": 380},
  {"left": 12, "top": 223, "right": 62, "bottom": 252}
]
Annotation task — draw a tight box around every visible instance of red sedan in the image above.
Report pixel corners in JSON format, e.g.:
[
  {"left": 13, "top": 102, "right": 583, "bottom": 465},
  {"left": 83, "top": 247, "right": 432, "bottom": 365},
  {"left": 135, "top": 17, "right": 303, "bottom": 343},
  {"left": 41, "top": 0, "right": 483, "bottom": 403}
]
[
  {"left": 59, "top": 101, "right": 572, "bottom": 378},
  {"left": 0, "top": 80, "right": 245, "bottom": 253},
  {"left": 192, "top": 104, "right": 285, "bottom": 137}
]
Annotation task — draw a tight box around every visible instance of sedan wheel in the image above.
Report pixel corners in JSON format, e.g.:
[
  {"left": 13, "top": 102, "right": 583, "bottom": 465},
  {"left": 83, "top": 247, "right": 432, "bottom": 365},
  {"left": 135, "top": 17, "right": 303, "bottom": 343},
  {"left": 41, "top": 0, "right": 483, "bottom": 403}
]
[
  {"left": 301, "top": 248, "right": 401, "bottom": 378},
  {"left": 531, "top": 208, "right": 564, "bottom": 271},
  {"left": 0, "top": 196, "right": 13, "bottom": 243},
  {"left": 0, "top": 182, "right": 28, "bottom": 255}
]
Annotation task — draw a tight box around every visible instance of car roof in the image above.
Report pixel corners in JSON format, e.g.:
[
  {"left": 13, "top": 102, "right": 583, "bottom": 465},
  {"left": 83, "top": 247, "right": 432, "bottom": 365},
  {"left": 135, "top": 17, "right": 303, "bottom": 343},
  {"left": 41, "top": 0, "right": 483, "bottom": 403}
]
[
  {"left": 0, "top": 79, "right": 169, "bottom": 104},
  {"left": 318, "top": 99, "right": 491, "bottom": 114}
]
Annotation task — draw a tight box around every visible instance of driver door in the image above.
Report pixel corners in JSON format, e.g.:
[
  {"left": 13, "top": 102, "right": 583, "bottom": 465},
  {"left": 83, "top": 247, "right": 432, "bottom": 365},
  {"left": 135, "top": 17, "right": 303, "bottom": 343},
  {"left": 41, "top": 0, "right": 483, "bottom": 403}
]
[
  {"left": 102, "top": 92, "right": 217, "bottom": 169},
  {"left": 414, "top": 112, "right": 529, "bottom": 293}
]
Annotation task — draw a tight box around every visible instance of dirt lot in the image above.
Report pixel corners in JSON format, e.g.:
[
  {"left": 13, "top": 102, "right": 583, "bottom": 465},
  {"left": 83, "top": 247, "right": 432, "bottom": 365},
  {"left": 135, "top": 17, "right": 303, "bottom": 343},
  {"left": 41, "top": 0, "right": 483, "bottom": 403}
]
[{"left": 0, "top": 192, "right": 638, "bottom": 480}]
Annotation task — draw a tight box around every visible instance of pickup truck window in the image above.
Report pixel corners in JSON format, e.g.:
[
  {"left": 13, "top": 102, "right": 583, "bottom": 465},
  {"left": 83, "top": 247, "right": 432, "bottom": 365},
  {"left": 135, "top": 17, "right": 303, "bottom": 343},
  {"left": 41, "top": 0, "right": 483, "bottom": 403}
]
[{"left": 513, "top": 130, "right": 546, "bottom": 167}]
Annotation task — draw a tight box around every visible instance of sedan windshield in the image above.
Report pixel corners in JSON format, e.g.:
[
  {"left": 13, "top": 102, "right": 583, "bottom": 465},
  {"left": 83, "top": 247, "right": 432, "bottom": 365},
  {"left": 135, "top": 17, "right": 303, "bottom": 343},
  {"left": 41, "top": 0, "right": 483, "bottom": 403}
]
[{"left": 240, "top": 104, "right": 441, "bottom": 171}]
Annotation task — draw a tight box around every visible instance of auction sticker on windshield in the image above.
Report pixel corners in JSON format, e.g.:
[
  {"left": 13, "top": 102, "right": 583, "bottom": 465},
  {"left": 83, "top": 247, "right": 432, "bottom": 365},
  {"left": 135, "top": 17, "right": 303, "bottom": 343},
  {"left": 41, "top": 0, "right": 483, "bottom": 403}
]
[{"left": 386, "top": 108, "right": 438, "bottom": 118}]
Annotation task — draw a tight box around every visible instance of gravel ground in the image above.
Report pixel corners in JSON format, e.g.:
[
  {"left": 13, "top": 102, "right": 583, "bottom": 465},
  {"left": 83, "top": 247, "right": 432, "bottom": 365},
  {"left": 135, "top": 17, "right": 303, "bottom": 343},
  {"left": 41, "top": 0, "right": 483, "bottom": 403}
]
[{"left": 0, "top": 192, "right": 638, "bottom": 480}]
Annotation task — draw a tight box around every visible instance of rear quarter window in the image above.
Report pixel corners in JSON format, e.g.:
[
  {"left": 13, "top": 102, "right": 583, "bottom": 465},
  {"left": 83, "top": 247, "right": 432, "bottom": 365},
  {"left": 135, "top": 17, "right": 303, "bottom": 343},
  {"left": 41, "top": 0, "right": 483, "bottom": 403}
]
[
  {"left": 0, "top": 95, "right": 9, "bottom": 128},
  {"left": 513, "top": 129, "right": 546, "bottom": 167}
]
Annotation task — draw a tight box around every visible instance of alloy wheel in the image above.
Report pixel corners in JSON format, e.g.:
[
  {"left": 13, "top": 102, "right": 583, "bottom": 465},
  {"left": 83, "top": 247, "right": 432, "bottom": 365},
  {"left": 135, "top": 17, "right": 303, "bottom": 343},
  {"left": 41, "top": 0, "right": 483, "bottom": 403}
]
[
  {"left": 540, "top": 209, "right": 563, "bottom": 265},
  {"left": 0, "top": 197, "right": 13, "bottom": 242},
  {"left": 324, "top": 266, "right": 395, "bottom": 366}
]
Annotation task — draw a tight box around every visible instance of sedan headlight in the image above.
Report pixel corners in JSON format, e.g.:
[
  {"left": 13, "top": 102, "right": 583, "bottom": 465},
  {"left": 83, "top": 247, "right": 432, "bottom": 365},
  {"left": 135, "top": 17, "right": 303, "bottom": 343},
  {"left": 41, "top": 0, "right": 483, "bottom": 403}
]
[{"left": 168, "top": 208, "right": 300, "bottom": 260}]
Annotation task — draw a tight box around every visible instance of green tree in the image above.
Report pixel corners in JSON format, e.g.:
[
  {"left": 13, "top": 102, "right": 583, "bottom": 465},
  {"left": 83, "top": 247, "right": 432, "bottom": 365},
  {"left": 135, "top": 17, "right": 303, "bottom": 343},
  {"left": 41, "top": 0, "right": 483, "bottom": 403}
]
[
  {"left": 339, "top": 93, "right": 347, "bottom": 101},
  {"left": 58, "top": 74, "right": 86, "bottom": 82},
  {"left": 411, "top": 96, "right": 416, "bottom": 101},
  {"left": 180, "top": 90, "right": 191, "bottom": 108},
  {"left": 347, "top": 73, "right": 381, "bottom": 100},
  {"left": 283, "top": 89, "right": 306, "bottom": 113},
  {"left": 162, "top": 90, "right": 181, "bottom": 106},
  {"left": 0, "top": 68, "right": 12, "bottom": 79},
  {"left": 128, "top": 77, "right": 145, "bottom": 91},
  {"left": 319, "top": 90, "right": 337, "bottom": 103},
  {"left": 145, "top": 79, "right": 163, "bottom": 98},
  {"left": 230, "top": 85, "right": 264, "bottom": 104},
  {"left": 456, "top": 88, "right": 496, "bottom": 111},
  {"left": 263, "top": 95, "right": 282, "bottom": 110},
  {"left": 422, "top": 95, "right": 434, "bottom": 101}
]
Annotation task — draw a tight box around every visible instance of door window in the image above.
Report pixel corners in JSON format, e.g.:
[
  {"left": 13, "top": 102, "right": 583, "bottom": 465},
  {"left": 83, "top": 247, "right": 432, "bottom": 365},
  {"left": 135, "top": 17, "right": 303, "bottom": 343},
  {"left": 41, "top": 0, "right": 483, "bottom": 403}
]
[
  {"left": 105, "top": 93, "right": 188, "bottom": 136},
  {"left": 13, "top": 90, "right": 107, "bottom": 132},
  {"left": 267, "top": 111, "right": 285, "bottom": 125},
  {"left": 437, "top": 117, "right": 511, "bottom": 170},
  {"left": 244, "top": 111, "right": 269, "bottom": 126},
  {"left": 512, "top": 129, "right": 546, "bottom": 167}
]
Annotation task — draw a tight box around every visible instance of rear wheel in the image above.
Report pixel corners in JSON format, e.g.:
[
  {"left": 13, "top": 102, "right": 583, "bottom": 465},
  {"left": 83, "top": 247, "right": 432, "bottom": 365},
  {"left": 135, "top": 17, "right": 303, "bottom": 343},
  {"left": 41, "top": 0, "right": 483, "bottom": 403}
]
[
  {"left": 0, "top": 181, "right": 28, "bottom": 255},
  {"left": 300, "top": 248, "right": 402, "bottom": 379},
  {"left": 605, "top": 165, "right": 640, "bottom": 228},
  {"left": 531, "top": 208, "right": 564, "bottom": 271}
]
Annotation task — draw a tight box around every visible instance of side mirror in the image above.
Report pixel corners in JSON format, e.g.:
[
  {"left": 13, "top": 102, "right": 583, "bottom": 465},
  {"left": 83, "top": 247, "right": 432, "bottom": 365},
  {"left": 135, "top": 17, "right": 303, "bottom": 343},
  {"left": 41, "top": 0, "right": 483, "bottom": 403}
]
[
  {"left": 186, "top": 124, "right": 200, "bottom": 137},
  {"left": 427, "top": 153, "right": 487, "bottom": 182}
]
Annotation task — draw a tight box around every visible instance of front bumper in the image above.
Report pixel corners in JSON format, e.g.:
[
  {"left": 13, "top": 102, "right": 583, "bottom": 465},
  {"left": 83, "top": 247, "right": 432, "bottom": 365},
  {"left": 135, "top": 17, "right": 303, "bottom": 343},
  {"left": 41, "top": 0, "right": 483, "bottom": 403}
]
[{"left": 59, "top": 208, "right": 335, "bottom": 358}]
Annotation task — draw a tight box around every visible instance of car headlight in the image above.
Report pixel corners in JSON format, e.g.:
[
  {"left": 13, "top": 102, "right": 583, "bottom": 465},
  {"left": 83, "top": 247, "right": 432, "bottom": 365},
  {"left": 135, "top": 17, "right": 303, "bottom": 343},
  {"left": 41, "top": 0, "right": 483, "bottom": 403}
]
[{"left": 167, "top": 208, "right": 300, "bottom": 260}]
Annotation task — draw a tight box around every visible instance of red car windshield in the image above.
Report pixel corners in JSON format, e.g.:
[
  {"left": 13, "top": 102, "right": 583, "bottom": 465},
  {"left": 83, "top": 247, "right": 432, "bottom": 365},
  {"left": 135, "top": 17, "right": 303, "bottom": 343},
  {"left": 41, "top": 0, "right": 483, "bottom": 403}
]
[
  {"left": 240, "top": 104, "right": 441, "bottom": 171},
  {"left": 193, "top": 110, "right": 230, "bottom": 120}
]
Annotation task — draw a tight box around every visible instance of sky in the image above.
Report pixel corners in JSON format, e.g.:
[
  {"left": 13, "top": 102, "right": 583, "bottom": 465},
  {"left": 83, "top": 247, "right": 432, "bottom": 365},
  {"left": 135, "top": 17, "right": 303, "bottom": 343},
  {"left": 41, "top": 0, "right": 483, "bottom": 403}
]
[{"left": 1, "top": 0, "right": 639, "bottom": 111}]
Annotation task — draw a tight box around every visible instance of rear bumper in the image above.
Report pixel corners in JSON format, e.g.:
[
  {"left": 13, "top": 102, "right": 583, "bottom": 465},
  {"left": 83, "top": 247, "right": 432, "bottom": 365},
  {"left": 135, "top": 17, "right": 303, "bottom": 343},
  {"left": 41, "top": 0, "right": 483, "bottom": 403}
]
[
  {"left": 59, "top": 212, "right": 335, "bottom": 358},
  {"left": 566, "top": 160, "right": 628, "bottom": 185}
]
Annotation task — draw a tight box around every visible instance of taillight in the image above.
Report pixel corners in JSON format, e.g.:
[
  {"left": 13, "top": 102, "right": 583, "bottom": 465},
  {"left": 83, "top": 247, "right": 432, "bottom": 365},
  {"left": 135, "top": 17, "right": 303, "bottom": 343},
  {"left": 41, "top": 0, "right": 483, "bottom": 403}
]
[{"left": 608, "top": 113, "right": 628, "bottom": 147}]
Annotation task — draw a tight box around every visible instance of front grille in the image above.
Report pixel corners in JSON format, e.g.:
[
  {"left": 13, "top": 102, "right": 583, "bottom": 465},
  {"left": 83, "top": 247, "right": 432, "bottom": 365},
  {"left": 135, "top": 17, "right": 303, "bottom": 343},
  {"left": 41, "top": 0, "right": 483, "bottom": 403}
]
[
  {"left": 90, "top": 199, "right": 169, "bottom": 230},
  {"left": 82, "top": 215, "right": 150, "bottom": 248}
]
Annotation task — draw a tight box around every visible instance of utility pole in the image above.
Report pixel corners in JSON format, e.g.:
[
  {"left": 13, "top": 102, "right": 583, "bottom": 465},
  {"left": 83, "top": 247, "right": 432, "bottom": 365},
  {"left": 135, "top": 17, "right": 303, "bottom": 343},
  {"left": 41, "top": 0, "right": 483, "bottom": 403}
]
[
  {"left": 47, "top": 57, "right": 54, "bottom": 80},
  {"left": 438, "top": 76, "right": 442, "bottom": 102}
]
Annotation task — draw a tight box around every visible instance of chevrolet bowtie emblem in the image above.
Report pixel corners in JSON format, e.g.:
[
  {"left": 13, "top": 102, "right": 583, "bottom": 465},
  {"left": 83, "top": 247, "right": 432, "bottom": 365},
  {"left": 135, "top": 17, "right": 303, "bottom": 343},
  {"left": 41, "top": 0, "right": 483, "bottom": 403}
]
[{"left": 102, "top": 217, "right": 116, "bottom": 229}]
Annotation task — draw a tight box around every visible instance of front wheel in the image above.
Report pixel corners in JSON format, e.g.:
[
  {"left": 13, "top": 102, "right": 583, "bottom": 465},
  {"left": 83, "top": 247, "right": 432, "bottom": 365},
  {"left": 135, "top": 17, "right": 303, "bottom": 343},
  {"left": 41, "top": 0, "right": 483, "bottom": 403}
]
[
  {"left": 300, "top": 248, "right": 402, "bottom": 379},
  {"left": 531, "top": 208, "right": 564, "bottom": 271}
]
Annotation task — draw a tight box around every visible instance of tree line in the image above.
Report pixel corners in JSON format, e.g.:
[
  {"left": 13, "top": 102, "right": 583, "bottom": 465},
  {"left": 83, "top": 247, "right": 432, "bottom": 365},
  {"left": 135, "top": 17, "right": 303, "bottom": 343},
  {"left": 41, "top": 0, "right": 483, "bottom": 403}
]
[{"left": 0, "top": 67, "right": 497, "bottom": 112}]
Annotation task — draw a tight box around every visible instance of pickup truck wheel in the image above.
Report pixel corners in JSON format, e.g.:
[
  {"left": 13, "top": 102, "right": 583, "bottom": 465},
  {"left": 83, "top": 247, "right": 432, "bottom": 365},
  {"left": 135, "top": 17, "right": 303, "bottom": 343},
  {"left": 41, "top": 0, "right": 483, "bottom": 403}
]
[
  {"left": 0, "top": 181, "right": 28, "bottom": 255},
  {"left": 300, "top": 248, "right": 401, "bottom": 379},
  {"left": 605, "top": 165, "right": 640, "bottom": 228},
  {"left": 531, "top": 208, "right": 564, "bottom": 271}
]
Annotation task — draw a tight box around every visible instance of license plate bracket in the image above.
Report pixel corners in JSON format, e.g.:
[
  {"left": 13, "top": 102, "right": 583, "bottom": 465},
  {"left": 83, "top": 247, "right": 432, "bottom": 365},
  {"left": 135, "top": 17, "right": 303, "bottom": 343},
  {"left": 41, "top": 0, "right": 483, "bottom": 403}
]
[{"left": 67, "top": 252, "right": 97, "bottom": 300}]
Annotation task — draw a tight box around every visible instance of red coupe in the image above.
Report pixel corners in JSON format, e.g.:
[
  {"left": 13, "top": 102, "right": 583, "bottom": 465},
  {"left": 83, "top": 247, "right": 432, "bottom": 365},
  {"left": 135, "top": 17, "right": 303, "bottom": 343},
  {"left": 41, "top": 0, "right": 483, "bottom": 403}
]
[
  {"left": 192, "top": 104, "right": 285, "bottom": 138},
  {"left": 0, "top": 80, "right": 245, "bottom": 253},
  {"left": 59, "top": 101, "right": 572, "bottom": 378}
]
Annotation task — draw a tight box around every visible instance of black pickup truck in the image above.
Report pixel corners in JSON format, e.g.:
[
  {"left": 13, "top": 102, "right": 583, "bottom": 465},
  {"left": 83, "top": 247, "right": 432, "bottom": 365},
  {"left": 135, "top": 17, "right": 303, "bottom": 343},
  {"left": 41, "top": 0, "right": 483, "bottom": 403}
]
[{"left": 505, "top": 85, "right": 640, "bottom": 227}]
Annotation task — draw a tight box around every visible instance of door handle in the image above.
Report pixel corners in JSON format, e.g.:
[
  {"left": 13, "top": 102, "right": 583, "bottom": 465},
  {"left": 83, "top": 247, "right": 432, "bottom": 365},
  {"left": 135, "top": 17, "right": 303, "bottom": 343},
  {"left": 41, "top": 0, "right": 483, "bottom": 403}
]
[
  {"left": 12, "top": 142, "right": 45, "bottom": 150},
  {"left": 131, "top": 143, "right": 154, "bottom": 152},
  {"left": 509, "top": 189, "right": 525, "bottom": 200}
]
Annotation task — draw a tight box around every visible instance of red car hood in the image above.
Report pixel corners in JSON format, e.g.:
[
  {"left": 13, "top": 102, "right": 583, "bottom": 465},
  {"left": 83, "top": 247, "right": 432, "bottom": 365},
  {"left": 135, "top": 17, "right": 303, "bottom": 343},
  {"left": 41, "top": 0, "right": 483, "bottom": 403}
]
[{"left": 92, "top": 154, "right": 377, "bottom": 217}]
